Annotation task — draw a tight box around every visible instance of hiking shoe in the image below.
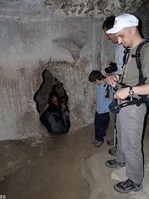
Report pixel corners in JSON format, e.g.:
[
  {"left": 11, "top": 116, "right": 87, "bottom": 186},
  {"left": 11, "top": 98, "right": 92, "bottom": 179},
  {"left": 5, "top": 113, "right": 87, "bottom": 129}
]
[
  {"left": 105, "top": 159, "right": 125, "bottom": 168},
  {"left": 114, "top": 178, "right": 142, "bottom": 194},
  {"left": 106, "top": 138, "right": 114, "bottom": 146},
  {"left": 108, "top": 147, "right": 117, "bottom": 157},
  {"left": 94, "top": 140, "right": 104, "bottom": 148}
]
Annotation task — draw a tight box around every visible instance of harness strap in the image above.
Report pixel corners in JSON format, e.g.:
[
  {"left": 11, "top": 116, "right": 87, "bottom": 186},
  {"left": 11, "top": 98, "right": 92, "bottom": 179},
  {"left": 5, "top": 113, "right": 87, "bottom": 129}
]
[{"left": 120, "top": 98, "right": 144, "bottom": 108}]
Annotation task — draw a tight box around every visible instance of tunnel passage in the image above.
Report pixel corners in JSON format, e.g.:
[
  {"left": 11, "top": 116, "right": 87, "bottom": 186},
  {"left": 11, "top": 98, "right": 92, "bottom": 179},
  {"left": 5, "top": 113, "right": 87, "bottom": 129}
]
[{"left": 34, "top": 69, "right": 70, "bottom": 135}]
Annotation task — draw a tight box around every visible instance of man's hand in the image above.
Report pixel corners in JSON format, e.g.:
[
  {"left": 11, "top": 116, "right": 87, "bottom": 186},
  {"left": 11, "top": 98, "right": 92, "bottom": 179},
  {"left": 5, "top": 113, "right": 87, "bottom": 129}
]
[
  {"left": 104, "top": 74, "right": 119, "bottom": 87},
  {"left": 114, "top": 87, "right": 129, "bottom": 100}
]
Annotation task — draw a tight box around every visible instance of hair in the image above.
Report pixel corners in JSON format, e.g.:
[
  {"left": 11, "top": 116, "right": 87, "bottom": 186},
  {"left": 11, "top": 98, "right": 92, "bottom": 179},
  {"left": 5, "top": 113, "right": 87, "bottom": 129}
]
[
  {"left": 48, "top": 92, "right": 62, "bottom": 105},
  {"left": 88, "top": 70, "right": 105, "bottom": 82},
  {"left": 102, "top": 15, "right": 115, "bottom": 30}
]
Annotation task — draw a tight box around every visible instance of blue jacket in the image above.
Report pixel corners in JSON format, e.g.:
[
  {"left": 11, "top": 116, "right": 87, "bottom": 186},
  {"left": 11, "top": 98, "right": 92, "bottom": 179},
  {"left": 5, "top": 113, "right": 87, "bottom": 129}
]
[{"left": 96, "top": 81, "right": 113, "bottom": 114}]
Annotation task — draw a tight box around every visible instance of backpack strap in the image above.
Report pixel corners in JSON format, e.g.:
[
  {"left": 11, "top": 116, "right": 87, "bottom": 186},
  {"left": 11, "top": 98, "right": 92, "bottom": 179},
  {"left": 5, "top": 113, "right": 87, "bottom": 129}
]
[
  {"left": 132, "top": 38, "right": 149, "bottom": 85},
  {"left": 135, "top": 37, "right": 149, "bottom": 70}
]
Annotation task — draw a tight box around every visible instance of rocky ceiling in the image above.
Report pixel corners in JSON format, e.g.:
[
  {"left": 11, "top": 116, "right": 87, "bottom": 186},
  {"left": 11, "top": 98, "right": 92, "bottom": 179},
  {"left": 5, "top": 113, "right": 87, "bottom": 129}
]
[
  {"left": 0, "top": 0, "right": 148, "bottom": 19},
  {"left": 45, "top": 0, "right": 148, "bottom": 17}
]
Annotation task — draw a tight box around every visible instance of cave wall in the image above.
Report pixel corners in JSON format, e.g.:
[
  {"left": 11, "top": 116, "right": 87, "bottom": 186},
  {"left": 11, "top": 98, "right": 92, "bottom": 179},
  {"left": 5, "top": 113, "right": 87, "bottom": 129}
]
[
  {"left": 0, "top": 0, "right": 149, "bottom": 140},
  {"left": 0, "top": 16, "right": 108, "bottom": 139}
]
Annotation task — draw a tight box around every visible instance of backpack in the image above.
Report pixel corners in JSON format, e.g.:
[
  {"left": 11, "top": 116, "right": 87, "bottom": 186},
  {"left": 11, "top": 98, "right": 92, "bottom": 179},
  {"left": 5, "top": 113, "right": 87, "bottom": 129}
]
[
  {"left": 133, "top": 37, "right": 149, "bottom": 109},
  {"left": 133, "top": 37, "right": 149, "bottom": 85}
]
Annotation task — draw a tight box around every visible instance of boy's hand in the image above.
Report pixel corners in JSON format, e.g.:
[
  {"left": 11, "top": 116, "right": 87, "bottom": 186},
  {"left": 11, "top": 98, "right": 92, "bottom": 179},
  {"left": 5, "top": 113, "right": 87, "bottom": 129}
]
[{"left": 93, "top": 97, "right": 96, "bottom": 104}]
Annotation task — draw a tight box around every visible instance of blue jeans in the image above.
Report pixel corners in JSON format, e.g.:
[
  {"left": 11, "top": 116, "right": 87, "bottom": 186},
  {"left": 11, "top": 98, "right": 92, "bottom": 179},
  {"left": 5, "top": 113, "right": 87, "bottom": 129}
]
[{"left": 94, "top": 111, "right": 110, "bottom": 141}]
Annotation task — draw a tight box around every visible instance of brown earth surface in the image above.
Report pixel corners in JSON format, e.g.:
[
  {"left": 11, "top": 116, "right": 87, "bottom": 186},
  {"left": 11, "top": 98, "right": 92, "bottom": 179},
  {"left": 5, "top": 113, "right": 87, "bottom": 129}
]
[{"left": 0, "top": 120, "right": 149, "bottom": 199}]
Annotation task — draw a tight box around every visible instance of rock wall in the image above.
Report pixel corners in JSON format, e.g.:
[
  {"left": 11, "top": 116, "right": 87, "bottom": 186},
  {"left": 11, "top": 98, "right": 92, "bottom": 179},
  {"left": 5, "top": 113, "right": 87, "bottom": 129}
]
[{"left": 45, "top": 0, "right": 145, "bottom": 17}]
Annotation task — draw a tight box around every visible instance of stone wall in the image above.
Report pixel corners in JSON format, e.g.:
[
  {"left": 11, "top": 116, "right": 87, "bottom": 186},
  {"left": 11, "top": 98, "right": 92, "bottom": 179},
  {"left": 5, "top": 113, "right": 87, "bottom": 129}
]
[{"left": 0, "top": 14, "right": 110, "bottom": 139}]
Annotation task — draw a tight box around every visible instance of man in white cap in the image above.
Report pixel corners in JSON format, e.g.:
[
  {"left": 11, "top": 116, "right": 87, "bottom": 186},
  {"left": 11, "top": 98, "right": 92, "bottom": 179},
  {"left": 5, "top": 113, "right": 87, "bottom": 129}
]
[{"left": 104, "top": 13, "right": 149, "bottom": 194}]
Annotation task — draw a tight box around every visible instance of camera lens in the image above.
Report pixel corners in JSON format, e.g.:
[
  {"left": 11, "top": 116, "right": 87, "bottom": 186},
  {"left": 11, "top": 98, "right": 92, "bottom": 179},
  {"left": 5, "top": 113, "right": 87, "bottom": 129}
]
[{"left": 105, "top": 63, "right": 117, "bottom": 74}]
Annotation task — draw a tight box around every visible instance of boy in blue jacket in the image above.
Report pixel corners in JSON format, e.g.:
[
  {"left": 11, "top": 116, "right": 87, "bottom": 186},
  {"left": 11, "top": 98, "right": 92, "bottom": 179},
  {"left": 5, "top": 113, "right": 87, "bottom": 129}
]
[{"left": 88, "top": 70, "right": 112, "bottom": 147}]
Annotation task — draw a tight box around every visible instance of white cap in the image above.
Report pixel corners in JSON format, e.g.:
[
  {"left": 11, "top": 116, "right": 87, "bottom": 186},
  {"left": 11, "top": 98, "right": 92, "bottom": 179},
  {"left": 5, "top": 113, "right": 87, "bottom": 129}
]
[{"left": 106, "top": 13, "right": 139, "bottom": 34}]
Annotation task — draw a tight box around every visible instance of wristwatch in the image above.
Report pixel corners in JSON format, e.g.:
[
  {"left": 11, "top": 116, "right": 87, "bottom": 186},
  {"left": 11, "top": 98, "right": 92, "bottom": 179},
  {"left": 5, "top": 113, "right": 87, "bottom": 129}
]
[{"left": 128, "top": 86, "right": 134, "bottom": 96}]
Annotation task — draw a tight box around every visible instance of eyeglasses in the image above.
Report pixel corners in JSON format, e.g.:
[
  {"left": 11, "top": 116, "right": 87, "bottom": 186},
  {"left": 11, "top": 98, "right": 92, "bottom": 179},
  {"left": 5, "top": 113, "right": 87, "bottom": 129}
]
[{"left": 123, "top": 47, "right": 130, "bottom": 65}]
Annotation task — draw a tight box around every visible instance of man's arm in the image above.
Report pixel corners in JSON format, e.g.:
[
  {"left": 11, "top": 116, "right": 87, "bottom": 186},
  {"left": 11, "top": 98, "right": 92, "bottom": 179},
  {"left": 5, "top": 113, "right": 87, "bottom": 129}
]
[
  {"left": 114, "top": 84, "right": 149, "bottom": 100},
  {"left": 131, "top": 84, "right": 149, "bottom": 95}
]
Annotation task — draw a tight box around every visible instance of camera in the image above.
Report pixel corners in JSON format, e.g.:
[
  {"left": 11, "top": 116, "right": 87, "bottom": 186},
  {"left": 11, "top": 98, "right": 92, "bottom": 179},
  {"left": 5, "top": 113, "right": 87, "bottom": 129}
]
[
  {"left": 105, "top": 62, "right": 117, "bottom": 74},
  {"left": 105, "top": 85, "right": 110, "bottom": 98},
  {"left": 109, "top": 99, "right": 121, "bottom": 114}
]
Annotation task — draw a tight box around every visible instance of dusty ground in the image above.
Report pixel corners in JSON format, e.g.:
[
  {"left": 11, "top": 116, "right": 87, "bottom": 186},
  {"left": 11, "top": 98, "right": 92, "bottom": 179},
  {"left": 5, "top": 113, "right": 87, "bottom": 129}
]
[{"left": 0, "top": 120, "right": 149, "bottom": 199}]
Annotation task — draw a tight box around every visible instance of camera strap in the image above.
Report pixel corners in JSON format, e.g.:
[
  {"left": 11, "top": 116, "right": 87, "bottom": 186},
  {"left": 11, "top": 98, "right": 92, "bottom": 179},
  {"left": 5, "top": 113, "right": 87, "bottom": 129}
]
[{"left": 119, "top": 48, "right": 130, "bottom": 83}]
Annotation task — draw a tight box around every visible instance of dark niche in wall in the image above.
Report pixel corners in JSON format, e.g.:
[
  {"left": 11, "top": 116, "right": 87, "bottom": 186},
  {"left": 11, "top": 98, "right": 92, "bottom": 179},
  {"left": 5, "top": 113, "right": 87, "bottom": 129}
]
[{"left": 34, "top": 69, "right": 70, "bottom": 135}]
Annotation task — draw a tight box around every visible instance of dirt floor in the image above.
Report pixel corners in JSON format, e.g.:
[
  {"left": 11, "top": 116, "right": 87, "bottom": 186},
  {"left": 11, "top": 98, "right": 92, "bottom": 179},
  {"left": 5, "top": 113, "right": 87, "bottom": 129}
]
[{"left": 0, "top": 120, "right": 149, "bottom": 199}]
